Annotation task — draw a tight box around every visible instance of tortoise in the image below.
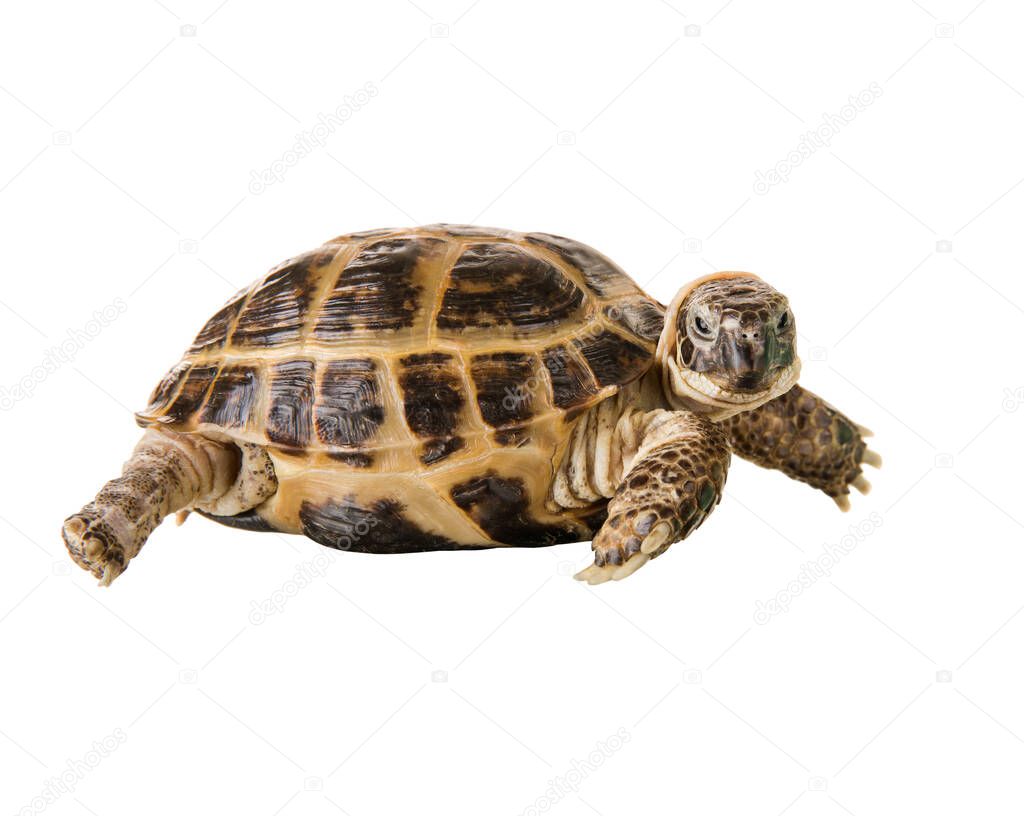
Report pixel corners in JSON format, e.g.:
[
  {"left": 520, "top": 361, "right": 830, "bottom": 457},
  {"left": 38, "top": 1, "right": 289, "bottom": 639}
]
[{"left": 62, "top": 224, "right": 881, "bottom": 586}]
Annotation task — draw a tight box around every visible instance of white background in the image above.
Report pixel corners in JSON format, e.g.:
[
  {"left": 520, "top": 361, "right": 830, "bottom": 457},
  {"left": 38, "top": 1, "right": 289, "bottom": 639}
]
[{"left": 2, "top": 0, "right": 1023, "bottom": 814}]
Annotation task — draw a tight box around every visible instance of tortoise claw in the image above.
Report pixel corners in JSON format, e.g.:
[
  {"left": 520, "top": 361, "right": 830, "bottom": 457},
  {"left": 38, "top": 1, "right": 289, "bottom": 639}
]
[
  {"left": 640, "top": 522, "right": 673, "bottom": 555},
  {"left": 574, "top": 564, "right": 614, "bottom": 585},
  {"left": 99, "top": 562, "right": 124, "bottom": 587},
  {"left": 575, "top": 524, "right": 667, "bottom": 585},
  {"left": 62, "top": 512, "right": 128, "bottom": 586},
  {"left": 862, "top": 447, "right": 882, "bottom": 469},
  {"left": 611, "top": 553, "right": 650, "bottom": 580},
  {"left": 831, "top": 442, "right": 881, "bottom": 511},
  {"left": 575, "top": 551, "right": 653, "bottom": 585}
]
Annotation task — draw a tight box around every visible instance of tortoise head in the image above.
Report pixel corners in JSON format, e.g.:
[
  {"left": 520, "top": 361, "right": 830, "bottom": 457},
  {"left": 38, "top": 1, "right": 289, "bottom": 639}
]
[{"left": 657, "top": 272, "right": 801, "bottom": 420}]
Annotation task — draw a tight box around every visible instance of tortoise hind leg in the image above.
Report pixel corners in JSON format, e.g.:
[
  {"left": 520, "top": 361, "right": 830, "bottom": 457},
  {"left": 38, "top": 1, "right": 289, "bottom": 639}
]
[{"left": 62, "top": 429, "right": 245, "bottom": 585}]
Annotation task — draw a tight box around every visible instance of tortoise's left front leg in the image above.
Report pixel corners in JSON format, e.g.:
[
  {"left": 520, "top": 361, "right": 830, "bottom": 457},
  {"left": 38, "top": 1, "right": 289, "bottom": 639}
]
[
  {"left": 721, "top": 384, "right": 881, "bottom": 511},
  {"left": 575, "top": 411, "right": 730, "bottom": 585}
]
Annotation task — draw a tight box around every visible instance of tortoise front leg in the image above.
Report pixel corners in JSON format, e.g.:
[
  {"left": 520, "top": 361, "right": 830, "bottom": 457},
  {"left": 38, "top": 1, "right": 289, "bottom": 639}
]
[
  {"left": 575, "top": 411, "right": 730, "bottom": 585},
  {"left": 721, "top": 384, "right": 881, "bottom": 510}
]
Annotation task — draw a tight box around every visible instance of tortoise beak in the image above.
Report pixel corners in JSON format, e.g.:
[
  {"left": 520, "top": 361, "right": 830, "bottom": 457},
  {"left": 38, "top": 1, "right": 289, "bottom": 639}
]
[{"left": 718, "top": 320, "right": 788, "bottom": 392}]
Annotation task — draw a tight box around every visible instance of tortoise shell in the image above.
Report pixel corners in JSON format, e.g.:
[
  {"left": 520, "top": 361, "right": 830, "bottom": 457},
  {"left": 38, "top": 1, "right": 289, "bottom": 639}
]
[{"left": 136, "top": 225, "right": 665, "bottom": 551}]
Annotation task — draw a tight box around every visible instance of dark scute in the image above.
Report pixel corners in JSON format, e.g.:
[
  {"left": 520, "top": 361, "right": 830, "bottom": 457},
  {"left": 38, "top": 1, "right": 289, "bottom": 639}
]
[
  {"left": 542, "top": 344, "right": 599, "bottom": 410},
  {"left": 197, "top": 508, "right": 277, "bottom": 533},
  {"left": 437, "top": 243, "right": 585, "bottom": 333},
  {"left": 574, "top": 329, "right": 651, "bottom": 388},
  {"left": 494, "top": 427, "right": 531, "bottom": 447},
  {"left": 398, "top": 353, "right": 465, "bottom": 439},
  {"left": 326, "top": 451, "right": 374, "bottom": 468},
  {"left": 266, "top": 359, "right": 316, "bottom": 449},
  {"left": 404, "top": 351, "right": 450, "bottom": 365},
  {"left": 300, "top": 497, "right": 463, "bottom": 553},
  {"left": 201, "top": 366, "right": 259, "bottom": 427},
  {"left": 422, "top": 436, "right": 464, "bottom": 465},
  {"left": 140, "top": 361, "right": 192, "bottom": 422},
  {"left": 450, "top": 473, "right": 580, "bottom": 547},
  {"left": 316, "top": 237, "right": 442, "bottom": 336},
  {"left": 163, "top": 365, "right": 219, "bottom": 423},
  {"left": 232, "top": 251, "right": 327, "bottom": 347},
  {"left": 471, "top": 352, "right": 538, "bottom": 429},
  {"left": 525, "top": 232, "right": 631, "bottom": 296},
  {"left": 190, "top": 295, "right": 247, "bottom": 352},
  {"left": 315, "top": 359, "right": 384, "bottom": 447},
  {"left": 608, "top": 299, "right": 664, "bottom": 343}
]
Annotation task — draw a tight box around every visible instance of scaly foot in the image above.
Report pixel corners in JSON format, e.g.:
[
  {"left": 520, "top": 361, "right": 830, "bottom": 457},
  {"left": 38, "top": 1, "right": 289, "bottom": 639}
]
[
  {"left": 62, "top": 510, "right": 130, "bottom": 586},
  {"left": 831, "top": 433, "right": 882, "bottom": 512}
]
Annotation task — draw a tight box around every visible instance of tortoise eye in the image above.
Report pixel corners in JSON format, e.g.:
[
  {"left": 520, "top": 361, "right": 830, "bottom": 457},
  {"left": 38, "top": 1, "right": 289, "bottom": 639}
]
[
  {"left": 693, "top": 315, "right": 713, "bottom": 338},
  {"left": 778, "top": 311, "right": 790, "bottom": 330}
]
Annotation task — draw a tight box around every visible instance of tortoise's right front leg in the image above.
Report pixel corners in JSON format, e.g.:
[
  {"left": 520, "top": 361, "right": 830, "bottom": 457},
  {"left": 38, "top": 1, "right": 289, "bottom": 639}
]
[
  {"left": 575, "top": 411, "right": 730, "bottom": 585},
  {"left": 62, "top": 429, "right": 240, "bottom": 585}
]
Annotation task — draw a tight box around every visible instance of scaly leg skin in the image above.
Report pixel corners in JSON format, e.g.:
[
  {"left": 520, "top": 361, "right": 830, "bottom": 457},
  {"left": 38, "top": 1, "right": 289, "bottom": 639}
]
[
  {"left": 62, "top": 429, "right": 240, "bottom": 585},
  {"left": 721, "top": 384, "right": 882, "bottom": 511},
  {"left": 575, "top": 411, "right": 730, "bottom": 585}
]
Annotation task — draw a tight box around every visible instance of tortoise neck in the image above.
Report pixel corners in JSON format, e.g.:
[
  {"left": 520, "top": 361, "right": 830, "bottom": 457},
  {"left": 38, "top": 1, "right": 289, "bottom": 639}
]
[
  {"left": 639, "top": 364, "right": 674, "bottom": 412},
  {"left": 548, "top": 372, "right": 699, "bottom": 512}
]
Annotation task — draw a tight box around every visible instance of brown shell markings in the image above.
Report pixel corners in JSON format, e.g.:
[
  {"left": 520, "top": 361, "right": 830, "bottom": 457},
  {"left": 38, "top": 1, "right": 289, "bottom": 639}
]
[{"left": 135, "top": 225, "right": 665, "bottom": 549}]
